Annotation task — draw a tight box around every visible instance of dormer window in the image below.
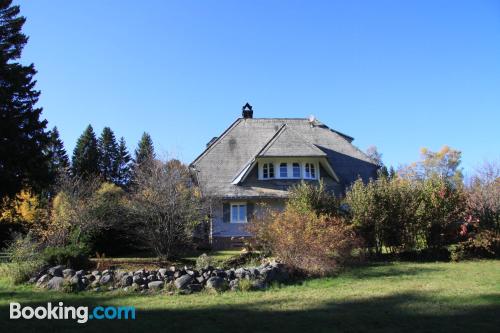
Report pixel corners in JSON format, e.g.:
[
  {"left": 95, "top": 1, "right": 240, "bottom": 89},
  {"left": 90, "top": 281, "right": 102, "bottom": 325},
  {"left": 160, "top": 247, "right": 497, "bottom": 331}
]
[
  {"left": 280, "top": 163, "right": 288, "bottom": 178},
  {"left": 263, "top": 163, "right": 274, "bottom": 179},
  {"left": 304, "top": 163, "right": 316, "bottom": 179}
]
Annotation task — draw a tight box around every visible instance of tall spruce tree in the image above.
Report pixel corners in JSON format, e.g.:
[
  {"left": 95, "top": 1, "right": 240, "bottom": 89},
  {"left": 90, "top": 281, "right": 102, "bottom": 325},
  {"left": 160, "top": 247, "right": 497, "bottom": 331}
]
[
  {"left": 115, "top": 137, "right": 131, "bottom": 186},
  {"left": 46, "top": 126, "right": 69, "bottom": 180},
  {"left": 72, "top": 125, "right": 99, "bottom": 178},
  {"left": 97, "top": 127, "right": 119, "bottom": 182},
  {"left": 0, "top": 0, "right": 50, "bottom": 198},
  {"left": 134, "top": 132, "right": 155, "bottom": 165}
]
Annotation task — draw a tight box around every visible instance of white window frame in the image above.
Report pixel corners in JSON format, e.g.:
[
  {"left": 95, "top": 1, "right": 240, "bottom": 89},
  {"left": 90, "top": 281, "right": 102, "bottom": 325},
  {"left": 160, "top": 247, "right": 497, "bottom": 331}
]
[
  {"left": 304, "top": 162, "right": 317, "bottom": 179},
  {"left": 259, "top": 159, "right": 319, "bottom": 180},
  {"left": 230, "top": 202, "right": 247, "bottom": 223},
  {"left": 279, "top": 162, "right": 288, "bottom": 178}
]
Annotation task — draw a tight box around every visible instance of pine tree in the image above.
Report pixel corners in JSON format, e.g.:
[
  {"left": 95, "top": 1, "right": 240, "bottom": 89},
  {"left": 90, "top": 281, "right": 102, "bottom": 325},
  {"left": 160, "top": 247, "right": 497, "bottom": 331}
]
[
  {"left": 72, "top": 125, "right": 99, "bottom": 178},
  {"left": 97, "top": 127, "right": 119, "bottom": 182},
  {"left": 46, "top": 126, "right": 69, "bottom": 180},
  {"left": 0, "top": 0, "right": 50, "bottom": 198},
  {"left": 134, "top": 132, "right": 155, "bottom": 165},
  {"left": 115, "top": 137, "right": 131, "bottom": 186}
]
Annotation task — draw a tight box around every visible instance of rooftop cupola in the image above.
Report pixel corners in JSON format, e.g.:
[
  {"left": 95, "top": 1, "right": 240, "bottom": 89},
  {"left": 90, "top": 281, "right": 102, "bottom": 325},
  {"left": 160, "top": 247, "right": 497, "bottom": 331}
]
[{"left": 242, "top": 103, "right": 253, "bottom": 119}]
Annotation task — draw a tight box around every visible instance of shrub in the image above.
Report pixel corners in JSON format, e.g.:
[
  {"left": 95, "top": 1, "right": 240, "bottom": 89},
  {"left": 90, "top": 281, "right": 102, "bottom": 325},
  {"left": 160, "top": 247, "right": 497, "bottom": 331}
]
[
  {"left": 237, "top": 278, "right": 253, "bottom": 292},
  {"left": 42, "top": 243, "right": 90, "bottom": 268},
  {"left": 250, "top": 206, "right": 362, "bottom": 275},
  {"left": 195, "top": 253, "right": 217, "bottom": 269},
  {"left": 450, "top": 230, "right": 500, "bottom": 261},
  {"left": 2, "top": 233, "right": 45, "bottom": 284}
]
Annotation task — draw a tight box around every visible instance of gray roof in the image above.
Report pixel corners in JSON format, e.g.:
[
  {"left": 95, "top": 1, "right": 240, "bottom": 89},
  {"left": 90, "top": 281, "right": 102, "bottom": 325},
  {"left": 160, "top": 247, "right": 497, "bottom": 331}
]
[
  {"left": 190, "top": 118, "right": 378, "bottom": 199},
  {"left": 258, "top": 124, "right": 327, "bottom": 157}
]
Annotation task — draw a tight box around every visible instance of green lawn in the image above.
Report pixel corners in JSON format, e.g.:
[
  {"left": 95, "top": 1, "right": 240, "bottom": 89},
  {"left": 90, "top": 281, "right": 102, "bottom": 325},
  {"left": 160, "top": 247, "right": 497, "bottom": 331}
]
[{"left": 1, "top": 260, "right": 499, "bottom": 332}]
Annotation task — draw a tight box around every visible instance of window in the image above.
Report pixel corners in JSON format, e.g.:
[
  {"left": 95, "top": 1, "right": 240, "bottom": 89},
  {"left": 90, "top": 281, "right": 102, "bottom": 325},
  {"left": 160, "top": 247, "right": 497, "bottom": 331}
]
[
  {"left": 280, "top": 163, "right": 288, "bottom": 178},
  {"left": 304, "top": 163, "right": 316, "bottom": 179},
  {"left": 262, "top": 163, "right": 274, "bottom": 179},
  {"left": 230, "top": 203, "right": 247, "bottom": 223},
  {"left": 292, "top": 163, "right": 300, "bottom": 178}
]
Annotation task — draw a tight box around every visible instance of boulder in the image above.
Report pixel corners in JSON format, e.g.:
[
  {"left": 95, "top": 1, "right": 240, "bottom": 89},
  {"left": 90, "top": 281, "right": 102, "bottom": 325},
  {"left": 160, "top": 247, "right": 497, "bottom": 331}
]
[
  {"left": 188, "top": 284, "right": 203, "bottom": 292},
  {"left": 132, "top": 275, "right": 143, "bottom": 284},
  {"left": 158, "top": 268, "right": 168, "bottom": 277},
  {"left": 63, "top": 268, "right": 75, "bottom": 278},
  {"left": 36, "top": 274, "right": 51, "bottom": 287},
  {"left": 206, "top": 276, "right": 226, "bottom": 291},
  {"left": 75, "top": 270, "right": 85, "bottom": 277},
  {"left": 174, "top": 275, "right": 193, "bottom": 290},
  {"left": 91, "top": 270, "right": 100, "bottom": 277},
  {"left": 148, "top": 281, "right": 164, "bottom": 290},
  {"left": 48, "top": 265, "right": 64, "bottom": 277},
  {"left": 70, "top": 276, "right": 85, "bottom": 291},
  {"left": 121, "top": 275, "right": 133, "bottom": 287},
  {"left": 229, "top": 279, "right": 239, "bottom": 291},
  {"left": 99, "top": 274, "right": 113, "bottom": 285},
  {"left": 47, "top": 276, "right": 64, "bottom": 290}
]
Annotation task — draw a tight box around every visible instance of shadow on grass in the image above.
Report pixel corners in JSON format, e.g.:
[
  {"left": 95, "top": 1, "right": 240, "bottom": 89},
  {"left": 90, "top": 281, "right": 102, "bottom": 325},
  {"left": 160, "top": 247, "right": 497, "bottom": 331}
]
[
  {"left": 1, "top": 289, "right": 499, "bottom": 333},
  {"left": 342, "top": 262, "right": 444, "bottom": 280}
]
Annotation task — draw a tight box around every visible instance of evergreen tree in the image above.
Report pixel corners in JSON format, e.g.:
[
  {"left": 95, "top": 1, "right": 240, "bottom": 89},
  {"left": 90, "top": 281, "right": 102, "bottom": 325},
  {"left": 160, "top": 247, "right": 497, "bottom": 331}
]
[
  {"left": 97, "top": 127, "right": 119, "bottom": 182},
  {"left": 46, "top": 126, "right": 69, "bottom": 180},
  {"left": 115, "top": 137, "right": 131, "bottom": 186},
  {"left": 0, "top": 0, "right": 50, "bottom": 198},
  {"left": 134, "top": 132, "right": 155, "bottom": 165},
  {"left": 72, "top": 125, "right": 99, "bottom": 178}
]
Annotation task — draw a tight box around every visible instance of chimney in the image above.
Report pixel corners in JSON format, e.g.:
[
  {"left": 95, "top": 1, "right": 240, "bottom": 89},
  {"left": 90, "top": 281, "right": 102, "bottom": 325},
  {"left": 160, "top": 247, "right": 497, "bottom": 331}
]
[{"left": 242, "top": 103, "right": 253, "bottom": 119}]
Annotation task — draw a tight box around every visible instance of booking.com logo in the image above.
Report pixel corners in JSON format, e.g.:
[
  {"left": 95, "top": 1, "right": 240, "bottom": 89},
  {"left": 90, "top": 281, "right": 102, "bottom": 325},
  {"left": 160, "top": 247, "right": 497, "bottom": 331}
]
[{"left": 10, "top": 302, "right": 136, "bottom": 324}]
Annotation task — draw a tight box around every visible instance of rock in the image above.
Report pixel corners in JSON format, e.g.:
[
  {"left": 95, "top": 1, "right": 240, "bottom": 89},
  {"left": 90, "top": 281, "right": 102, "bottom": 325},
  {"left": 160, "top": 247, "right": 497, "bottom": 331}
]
[
  {"left": 234, "top": 267, "right": 247, "bottom": 279},
  {"left": 91, "top": 280, "right": 100, "bottom": 288},
  {"left": 147, "top": 274, "right": 156, "bottom": 281},
  {"left": 48, "top": 265, "right": 64, "bottom": 277},
  {"left": 134, "top": 269, "right": 144, "bottom": 276},
  {"left": 158, "top": 268, "right": 168, "bottom": 277},
  {"left": 229, "top": 279, "right": 239, "bottom": 291},
  {"left": 186, "top": 269, "right": 196, "bottom": 276},
  {"left": 196, "top": 276, "right": 205, "bottom": 284},
  {"left": 75, "top": 270, "right": 85, "bottom": 277},
  {"left": 36, "top": 274, "right": 51, "bottom": 287},
  {"left": 206, "top": 276, "right": 226, "bottom": 291},
  {"left": 169, "top": 266, "right": 177, "bottom": 272},
  {"left": 121, "top": 275, "right": 133, "bottom": 287},
  {"left": 63, "top": 268, "right": 75, "bottom": 278},
  {"left": 148, "top": 281, "right": 164, "bottom": 290},
  {"left": 188, "top": 284, "right": 203, "bottom": 292},
  {"left": 132, "top": 275, "right": 143, "bottom": 284},
  {"left": 226, "top": 269, "right": 236, "bottom": 280},
  {"left": 99, "top": 274, "right": 113, "bottom": 285},
  {"left": 130, "top": 283, "right": 140, "bottom": 292},
  {"left": 47, "top": 276, "right": 64, "bottom": 290},
  {"left": 92, "top": 270, "right": 100, "bottom": 276},
  {"left": 174, "top": 274, "right": 193, "bottom": 290},
  {"left": 85, "top": 274, "right": 96, "bottom": 282},
  {"left": 70, "top": 276, "right": 85, "bottom": 291}
]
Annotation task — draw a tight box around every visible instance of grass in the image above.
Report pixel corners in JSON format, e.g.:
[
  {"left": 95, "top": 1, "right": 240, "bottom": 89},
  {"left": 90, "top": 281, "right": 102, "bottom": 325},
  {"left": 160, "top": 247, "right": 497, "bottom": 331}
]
[{"left": 0, "top": 260, "right": 499, "bottom": 332}]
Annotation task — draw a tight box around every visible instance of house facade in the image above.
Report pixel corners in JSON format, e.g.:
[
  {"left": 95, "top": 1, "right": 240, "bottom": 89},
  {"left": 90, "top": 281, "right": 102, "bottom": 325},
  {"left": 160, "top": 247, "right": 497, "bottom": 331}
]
[{"left": 189, "top": 104, "right": 378, "bottom": 249}]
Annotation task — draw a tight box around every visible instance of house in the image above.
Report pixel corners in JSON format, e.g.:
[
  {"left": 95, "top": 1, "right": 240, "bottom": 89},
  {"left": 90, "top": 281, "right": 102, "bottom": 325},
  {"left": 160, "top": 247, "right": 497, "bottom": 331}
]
[{"left": 189, "top": 104, "right": 378, "bottom": 249}]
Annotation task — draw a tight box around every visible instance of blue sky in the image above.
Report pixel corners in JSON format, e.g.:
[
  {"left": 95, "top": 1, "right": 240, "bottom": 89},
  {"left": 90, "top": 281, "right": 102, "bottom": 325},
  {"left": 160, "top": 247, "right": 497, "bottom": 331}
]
[{"left": 17, "top": 0, "right": 500, "bottom": 174}]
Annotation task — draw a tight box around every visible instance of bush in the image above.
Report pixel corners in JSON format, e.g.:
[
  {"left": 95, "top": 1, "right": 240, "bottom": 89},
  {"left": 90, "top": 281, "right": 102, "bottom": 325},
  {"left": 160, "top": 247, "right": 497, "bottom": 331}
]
[
  {"left": 2, "top": 233, "right": 45, "bottom": 284},
  {"left": 249, "top": 206, "right": 362, "bottom": 276},
  {"left": 42, "top": 243, "right": 90, "bottom": 268},
  {"left": 450, "top": 231, "right": 500, "bottom": 261},
  {"left": 237, "top": 278, "right": 253, "bottom": 292},
  {"left": 195, "top": 253, "right": 217, "bottom": 269}
]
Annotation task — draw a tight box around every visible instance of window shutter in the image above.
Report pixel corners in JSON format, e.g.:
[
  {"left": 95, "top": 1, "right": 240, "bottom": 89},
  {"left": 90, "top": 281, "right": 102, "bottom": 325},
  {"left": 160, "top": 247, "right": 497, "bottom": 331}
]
[
  {"left": 247, "top": 203, "right": 254, "bottom": 222},
  {"left": 223, "top": 203, "right": 230, "bottom": 223}
]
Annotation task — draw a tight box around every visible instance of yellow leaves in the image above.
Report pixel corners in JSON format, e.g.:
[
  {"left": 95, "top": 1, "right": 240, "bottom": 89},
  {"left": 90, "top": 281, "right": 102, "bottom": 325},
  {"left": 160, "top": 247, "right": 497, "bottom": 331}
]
[{"left": 0, "top": 189, "right": 46, "bottom": 225}]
